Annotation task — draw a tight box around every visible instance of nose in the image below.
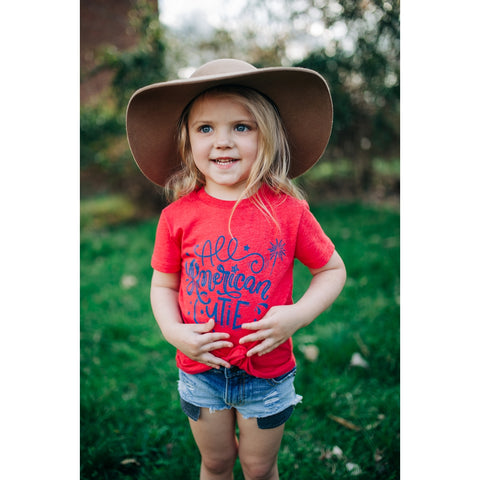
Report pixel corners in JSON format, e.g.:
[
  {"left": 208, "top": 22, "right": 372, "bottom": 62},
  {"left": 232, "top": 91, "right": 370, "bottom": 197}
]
[{"left": 214, "top": 129, "right": 233, "bottom": 148}]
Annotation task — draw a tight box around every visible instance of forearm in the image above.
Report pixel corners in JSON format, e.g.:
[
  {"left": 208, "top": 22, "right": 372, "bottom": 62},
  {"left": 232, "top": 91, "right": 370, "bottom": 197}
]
[
  {"left": 150, "top": 283, "right": 184, "bottom": 345},
  {"left": 150, "top": 269, "right": 233, "bottom": 368},
  {"left": 240, "top": 250, "right": 346, "bottom": 356},
  {"left": 294, "top": 250, "right": 347, "bottom": 329}
]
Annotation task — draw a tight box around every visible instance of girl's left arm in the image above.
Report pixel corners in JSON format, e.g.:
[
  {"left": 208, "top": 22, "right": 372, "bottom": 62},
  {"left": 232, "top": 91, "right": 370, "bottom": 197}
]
[{"left": 240, "top": 250, "right": 346, "bottom": 357}]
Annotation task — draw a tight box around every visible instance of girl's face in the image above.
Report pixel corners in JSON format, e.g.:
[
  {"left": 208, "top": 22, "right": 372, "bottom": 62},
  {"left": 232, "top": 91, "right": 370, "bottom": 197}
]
[{"left": 187, "top": 94, "right": 259, "bottom": 200}]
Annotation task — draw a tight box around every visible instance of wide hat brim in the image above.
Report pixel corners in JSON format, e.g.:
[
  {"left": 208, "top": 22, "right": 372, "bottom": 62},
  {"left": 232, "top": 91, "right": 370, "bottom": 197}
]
[{"left": 126, "top": 59, "right": 333, "bottom": 186}]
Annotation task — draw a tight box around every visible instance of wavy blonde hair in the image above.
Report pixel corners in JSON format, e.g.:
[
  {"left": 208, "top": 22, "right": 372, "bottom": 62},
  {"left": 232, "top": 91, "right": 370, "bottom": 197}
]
[{"left": 164, "top": 85, "right": 305, "bottom": 228}]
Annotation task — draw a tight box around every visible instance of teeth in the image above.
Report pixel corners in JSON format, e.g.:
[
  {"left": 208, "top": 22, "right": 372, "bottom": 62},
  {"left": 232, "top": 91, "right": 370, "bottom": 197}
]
[{"left": 213, "top": 159, "right": 237, "bottom": 164}]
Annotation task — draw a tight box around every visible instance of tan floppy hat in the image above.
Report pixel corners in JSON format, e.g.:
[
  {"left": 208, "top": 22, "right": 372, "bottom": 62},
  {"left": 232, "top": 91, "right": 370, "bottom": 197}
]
[{"left": 126, "top": 58, "right": 333, "bottom": 186}]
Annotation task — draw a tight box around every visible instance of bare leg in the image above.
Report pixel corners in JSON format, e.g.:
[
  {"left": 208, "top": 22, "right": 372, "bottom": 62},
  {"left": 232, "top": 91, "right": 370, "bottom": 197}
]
[
  {"left": 236, "top": 412, "right": 284, "bottom": 480},
  {"left": 188, "top": 408, "right": 238, "bottom": 480}
]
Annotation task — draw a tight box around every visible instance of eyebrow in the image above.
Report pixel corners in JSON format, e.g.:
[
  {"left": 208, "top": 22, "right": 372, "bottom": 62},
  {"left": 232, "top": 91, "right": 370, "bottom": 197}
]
[{"left": 189, "top": 119, "right": 258, "bottom": 127}]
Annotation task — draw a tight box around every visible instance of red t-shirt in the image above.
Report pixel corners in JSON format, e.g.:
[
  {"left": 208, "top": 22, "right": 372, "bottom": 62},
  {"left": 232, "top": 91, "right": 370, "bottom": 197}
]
[{"left": 151, "top": 187, "right": 335, "bottom": 378}]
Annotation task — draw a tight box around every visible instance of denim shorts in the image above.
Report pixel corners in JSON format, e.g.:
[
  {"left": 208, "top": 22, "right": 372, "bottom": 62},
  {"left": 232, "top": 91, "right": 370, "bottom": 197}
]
[{"left": 178, "top": 366, "right": 302, "bottom": 429}]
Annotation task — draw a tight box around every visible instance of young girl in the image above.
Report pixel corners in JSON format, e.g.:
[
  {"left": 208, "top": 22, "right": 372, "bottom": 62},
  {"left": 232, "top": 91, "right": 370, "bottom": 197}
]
[{"left": 126, "top": 59, "right": 346, "bottom": 480}]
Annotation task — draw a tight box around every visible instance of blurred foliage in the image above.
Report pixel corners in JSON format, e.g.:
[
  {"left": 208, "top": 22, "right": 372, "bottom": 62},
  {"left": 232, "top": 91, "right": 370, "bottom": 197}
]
[
  {"left": 80, "top": 0, "right": 399, "bottom": 205},
  {"left": 86, "top": 0, "right": 168, "bottom": 110},
  {"left": 80, "top": 104, "right": 125, "bottom": 170},
  {"left": 243, "top": 0, "right": 400, "bottom": 192},
  {"left": 80, "top": 0, "right": 168, "bottom": 204},
  {"left": 81, "top": 194, "right": 137, "bottom": 231}
]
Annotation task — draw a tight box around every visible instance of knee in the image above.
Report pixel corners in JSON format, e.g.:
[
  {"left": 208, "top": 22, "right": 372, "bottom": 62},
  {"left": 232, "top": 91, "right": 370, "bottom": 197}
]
[
  {"left": 202, "top": 452, "right": 237, "bottom": 476},
  {"left": 240, "top": 456, "right": 277, "bottom": 480}
]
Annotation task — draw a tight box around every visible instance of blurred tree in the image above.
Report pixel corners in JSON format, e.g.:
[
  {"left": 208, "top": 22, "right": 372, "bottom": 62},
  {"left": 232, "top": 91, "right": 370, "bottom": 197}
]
[
  {"left": 169, "top": 0, "right": 399, "bottom": 193},
  {"left": 245, "top": 0, "right": 400, "bottom": 192},
  {"left": 94, "top": 0, "right": 169, "bottom": 109},
  {"left": 80, "top": 0, "right": 169, "bottom": 203},
  {"left": 81, "top": 0, "right": 399, "bottom": 204}
]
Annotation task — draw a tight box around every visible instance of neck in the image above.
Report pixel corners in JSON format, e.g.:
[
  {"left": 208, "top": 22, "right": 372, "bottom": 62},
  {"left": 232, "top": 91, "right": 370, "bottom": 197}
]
[{"left": 204, "top": 184, "right": 250, "bottom": 201}]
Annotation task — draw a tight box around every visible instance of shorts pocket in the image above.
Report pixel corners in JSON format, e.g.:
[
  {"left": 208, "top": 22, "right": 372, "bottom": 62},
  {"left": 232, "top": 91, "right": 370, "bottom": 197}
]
[
  {"left": 266, "top": 367, "right": 296, "bottom": 386},
  {"left": 178, "top": 370, "right": 196, "bottom": 397}
]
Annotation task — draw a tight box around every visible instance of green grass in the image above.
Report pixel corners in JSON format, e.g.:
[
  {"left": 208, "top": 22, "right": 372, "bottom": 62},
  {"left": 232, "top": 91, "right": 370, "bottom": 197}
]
[
  {"left": 80, "top": 194, "right": 137, "bottom": 230},
  {"left": 80, "top": 200, "right": 399, "bottom": 479}
]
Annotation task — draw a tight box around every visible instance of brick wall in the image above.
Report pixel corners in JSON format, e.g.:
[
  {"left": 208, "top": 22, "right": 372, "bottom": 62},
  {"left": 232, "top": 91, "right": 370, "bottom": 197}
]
[{"left": 80, "top": 0, "right": 158, "bottom": 104}]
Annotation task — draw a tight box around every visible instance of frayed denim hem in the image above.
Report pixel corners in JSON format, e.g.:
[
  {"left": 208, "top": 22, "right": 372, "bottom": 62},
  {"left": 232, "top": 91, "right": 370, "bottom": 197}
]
[{"left": 180, "top": 398, "right": 299, "bottom": 429}]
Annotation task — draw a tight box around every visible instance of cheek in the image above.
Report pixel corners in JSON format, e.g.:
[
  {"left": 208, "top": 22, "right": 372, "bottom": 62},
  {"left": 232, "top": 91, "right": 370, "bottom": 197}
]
[
  {"left": 189, "top": 137, "right": 208, "bottom": 159},
  {"left": 246, "top": 137, "right": 259, "bottom": 159}
]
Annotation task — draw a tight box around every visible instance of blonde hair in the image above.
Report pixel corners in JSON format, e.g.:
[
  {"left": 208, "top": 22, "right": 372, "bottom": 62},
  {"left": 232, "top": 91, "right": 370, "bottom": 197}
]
[{"left": 164, "top": 85, "right": 305, "bottom": 228}]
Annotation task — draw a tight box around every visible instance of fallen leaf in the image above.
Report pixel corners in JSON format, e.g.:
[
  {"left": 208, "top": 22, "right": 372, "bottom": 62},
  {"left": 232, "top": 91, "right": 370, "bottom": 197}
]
[
  {"left": 120, "top": 458, "right": 141, "bottom": 467},
  {"left": 365, "top": 413, "right": 386, "bottom": 430},
  {"left": 121, "top": 274, "right": 138, "bottom": 289},
  {"left": 328, "top": 414, "right": 362, "bottom": 431},
  {"left": 350, "top": 352, "right": 369, "bottom": 368},
  {"left": 299, "top": 344, "right": 319, "bottom": 362},
  {"left": 331, "top": 445, "right": 344, "bottom": 458},
  {"left": 321, "top": 445, "right": 343, "bottom": 460},
  {"left": 346, "top": 462, "right": 362, "bottom": 475},
  {"left": 353, "top": 332, "right": 370, "bottom": 357}
]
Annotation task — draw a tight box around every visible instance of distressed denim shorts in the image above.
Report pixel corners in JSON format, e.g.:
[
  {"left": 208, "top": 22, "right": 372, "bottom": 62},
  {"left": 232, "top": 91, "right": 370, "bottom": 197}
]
[{"left": 178, "top": 366, "right": 302, "bottom": 429}]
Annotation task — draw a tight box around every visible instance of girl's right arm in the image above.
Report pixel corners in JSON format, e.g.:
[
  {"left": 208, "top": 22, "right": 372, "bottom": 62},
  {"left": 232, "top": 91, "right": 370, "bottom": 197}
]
[{"left": 150, "top": 269, "right": 233, "bottom": 369}]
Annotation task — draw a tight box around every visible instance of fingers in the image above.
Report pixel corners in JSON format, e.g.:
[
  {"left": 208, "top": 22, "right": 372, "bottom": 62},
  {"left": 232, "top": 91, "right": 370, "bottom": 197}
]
[
  {"left": 200, "top": 337, "right": 234, "bottom": 352},
  {"left": 193, "top": 319, "right": 231, "bottom": 343},
  {"left": 239, "top": 320, "right": 270, "bottom": 345},
  {"left": 195, "top": 318, "right": 216, "bottom": 333},
  {"left": 203, "top": 331, "right": 232, "bottom": 342},
  {"left": 239, "top": 317, "right": 286, "bottom": 356},
  {"left": 203, "top": 354, "right": 231, "bottom": 370},
  {"left": 245, "top": 339, "right": 276, "bottom": 357},
  {"left": 239, "top": 330, "right": 269, "bottom": 345},
  {"left": 240, "top": 319, "right": 265, "bottom": 330},
  {"left": 196, "top": 318, "right": 231, "bottom": 337},
  {"left": 193, "top": 319, "right": 232, "bottom": 346},
  {"left": 187, "top": 319, "right": 233, "bottom": 368},
  {"left": 239, "top": 327, "right": 277, "bottom": 357}
]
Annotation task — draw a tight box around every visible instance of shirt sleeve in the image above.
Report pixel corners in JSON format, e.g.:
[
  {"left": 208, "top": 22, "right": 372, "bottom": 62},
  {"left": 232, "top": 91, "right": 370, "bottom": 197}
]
[
  {"left": 151, "top": 210, "right": 182, "bottom": 273},
  {"left": 294, "top": 203, "right": 335, "bottom": 269}
]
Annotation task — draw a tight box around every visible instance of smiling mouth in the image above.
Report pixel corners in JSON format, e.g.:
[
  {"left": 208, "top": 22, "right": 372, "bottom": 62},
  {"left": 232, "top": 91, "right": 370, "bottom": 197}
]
[{"left": 210, "top": 158, "right": 239, "bottom": 165}]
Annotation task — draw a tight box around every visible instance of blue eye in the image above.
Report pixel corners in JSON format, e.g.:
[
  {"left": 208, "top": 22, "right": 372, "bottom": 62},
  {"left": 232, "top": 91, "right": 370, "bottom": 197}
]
[
  {"left": 235, "top": 124, "right": 250, "bottom": 132},
  {"left": 199, "top": 125, "right": 212, "bottom": 133}
]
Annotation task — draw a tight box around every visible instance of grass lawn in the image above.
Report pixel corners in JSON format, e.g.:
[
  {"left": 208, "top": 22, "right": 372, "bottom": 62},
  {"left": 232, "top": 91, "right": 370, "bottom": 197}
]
[{"left": 80, "top": 200, "right": 399, "bottom": 479}]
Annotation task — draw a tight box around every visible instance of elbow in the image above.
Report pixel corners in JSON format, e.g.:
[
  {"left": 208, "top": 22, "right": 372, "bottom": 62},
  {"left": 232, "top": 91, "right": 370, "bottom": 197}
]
[
  {"left": 340, "top": 262, "right": 347, "bottom": 290},
  {"left": 338, "top": 253, "right": 347, "bottom": 281},
  {"left": 336, "top": 253, "right": 347, "bottom": 290}
]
